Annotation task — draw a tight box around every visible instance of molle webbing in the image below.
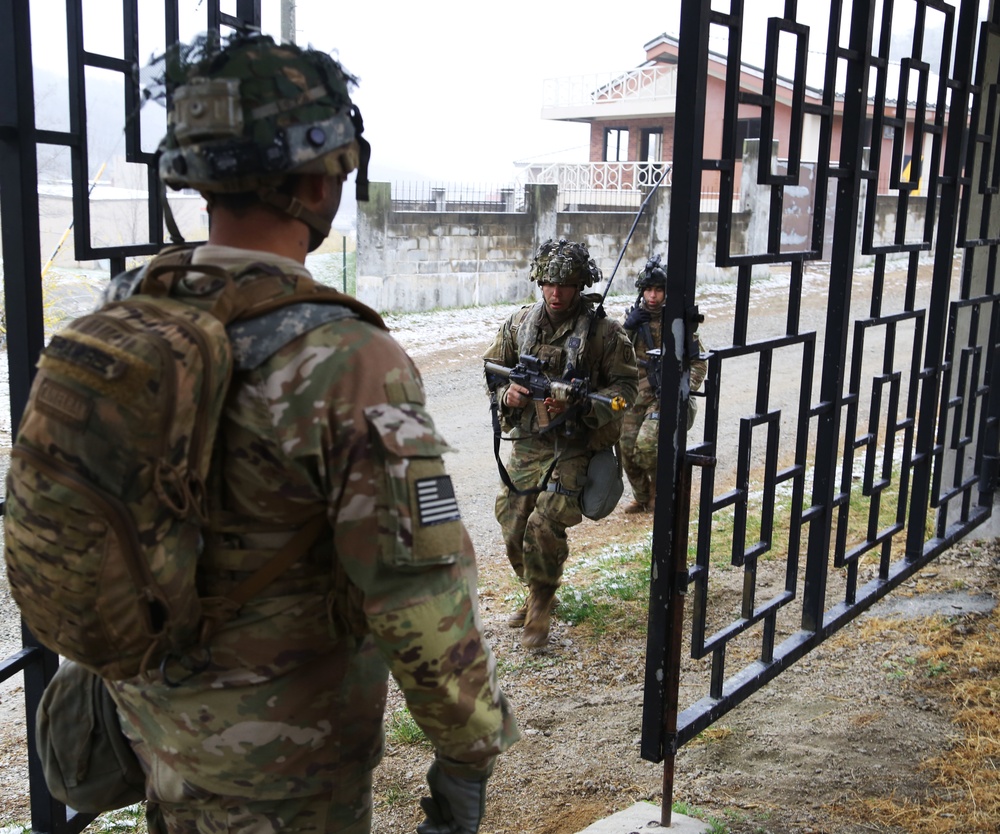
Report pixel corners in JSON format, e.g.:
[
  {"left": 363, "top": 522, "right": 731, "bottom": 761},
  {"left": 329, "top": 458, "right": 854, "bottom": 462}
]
[{"left": 515, "top": 301, "right": 595, "bottom": 379}]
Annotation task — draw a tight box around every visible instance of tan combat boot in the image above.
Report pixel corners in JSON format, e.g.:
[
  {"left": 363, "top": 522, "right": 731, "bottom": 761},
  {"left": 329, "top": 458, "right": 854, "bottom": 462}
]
[
  {"left": 522, "top": 585, "right": 556, "bottom": 649},
  {"left": 507, "top": 600, "right": 528, "bottom": 628},
  {"left": 623, "top": 500, "right": 649, "bottom": 514},
  {"left": 647, "top": 479, "right": 656, "bottom": 511}
]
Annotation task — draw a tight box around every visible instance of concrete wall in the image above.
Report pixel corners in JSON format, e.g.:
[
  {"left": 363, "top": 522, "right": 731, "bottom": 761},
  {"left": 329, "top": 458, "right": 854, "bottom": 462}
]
[
  {"left": 356, "top": 181, "right": 737, "bottom": 313},
  {"left": 357, "top": 142, "right": 929, "bottom": 315}
]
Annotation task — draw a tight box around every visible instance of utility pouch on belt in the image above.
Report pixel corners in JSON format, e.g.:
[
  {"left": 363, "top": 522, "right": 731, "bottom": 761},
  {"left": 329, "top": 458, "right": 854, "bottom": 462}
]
[
  {"left": 36, "top": 660, "right": 146, "bottom": 813},
  {"left": 579, "top": 444, "right": 625, "bottom": 521}
]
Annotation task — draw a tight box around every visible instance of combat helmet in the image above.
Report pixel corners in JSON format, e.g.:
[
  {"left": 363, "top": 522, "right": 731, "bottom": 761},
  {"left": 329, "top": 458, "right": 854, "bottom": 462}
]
[
  {"left": 529, "top": 238, "right": 602, "bottom": 287},
  {"left": 156, "top": 30, "right": 370, "bottom": 248},
  {"left": 635, "top": 254, "right": 667, "bottom": 290}
]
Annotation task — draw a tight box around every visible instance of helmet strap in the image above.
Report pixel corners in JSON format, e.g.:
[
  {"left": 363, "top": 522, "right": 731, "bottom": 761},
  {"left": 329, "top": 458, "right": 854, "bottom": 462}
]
[
  {"left": 159, "top": 178, "right": 186, "bottom": 244},
  {"left": 257, "top": 187, "right": 333, "bottom": 252}
]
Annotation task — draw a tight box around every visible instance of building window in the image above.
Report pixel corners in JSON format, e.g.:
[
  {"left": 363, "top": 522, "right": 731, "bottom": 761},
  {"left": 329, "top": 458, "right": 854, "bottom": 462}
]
[
  {"left": 640, "top": 128, "right": 663, "bottom": 162},
  {"left": 735, "top": 118, "right": 761, "bottom": 147},
  {"left": 604, "top": 128, "right": 629, "bottom": 162}
]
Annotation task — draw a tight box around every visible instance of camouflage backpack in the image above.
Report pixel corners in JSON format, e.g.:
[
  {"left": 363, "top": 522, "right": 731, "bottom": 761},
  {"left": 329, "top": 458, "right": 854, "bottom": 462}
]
[{"left": 4, "top": 245, "right": 380, "bottom": 680}]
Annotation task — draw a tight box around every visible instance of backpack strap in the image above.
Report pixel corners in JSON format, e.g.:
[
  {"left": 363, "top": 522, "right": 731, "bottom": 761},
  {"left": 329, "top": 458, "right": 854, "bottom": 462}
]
[
  {"left": 233, "top": 277, "right": 386, "bottom": 331},
  {"left": 133, "top": 244, "right": 388, "bottom": 333},
  {"left": 160, "top": 513, "right": 329, "bottom": 686},
  {"left": 228, "top": 303, "right": 360, "bottom": 370},
  {"left": 199, "top": 512, "right": 329, "bottom": 635}
]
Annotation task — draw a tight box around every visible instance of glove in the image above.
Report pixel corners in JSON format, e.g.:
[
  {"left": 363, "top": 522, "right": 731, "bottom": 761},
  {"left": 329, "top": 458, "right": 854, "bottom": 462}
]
[
  {"left": 623, "top": 305, "right": 650, "bottom": 330},
  {"left": 416, "top": 760, "right": 487, "bottom": 834}
]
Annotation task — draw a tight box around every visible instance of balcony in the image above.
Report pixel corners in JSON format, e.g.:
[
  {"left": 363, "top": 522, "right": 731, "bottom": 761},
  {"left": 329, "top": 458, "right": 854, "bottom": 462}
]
[
  {"left": 541, "top": 66, "right": 678, "bottom": 122},
  {"left": 513, "top": 161, "right": 740, "bottom": 214}
]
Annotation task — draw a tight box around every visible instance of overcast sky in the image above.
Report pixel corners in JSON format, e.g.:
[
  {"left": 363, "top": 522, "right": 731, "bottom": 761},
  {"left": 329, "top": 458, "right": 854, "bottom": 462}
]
[
  {"left": 280, "top": 1, "right": 683, "bottom": 183},
  {"left": 28, "top": 0, "right": 983, "bottom": 188}
]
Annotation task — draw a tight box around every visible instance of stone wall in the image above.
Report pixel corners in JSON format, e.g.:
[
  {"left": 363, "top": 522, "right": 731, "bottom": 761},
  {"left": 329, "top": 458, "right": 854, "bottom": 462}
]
[
  {"left": 356, "top": 145, "right": 929, "bottom": 314},
  {"left": 356, "top": 182, "right": 716, "bottom": 313}
]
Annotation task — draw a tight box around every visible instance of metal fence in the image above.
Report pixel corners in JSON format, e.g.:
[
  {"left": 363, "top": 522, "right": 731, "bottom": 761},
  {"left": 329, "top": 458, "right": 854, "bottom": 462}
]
[{"left": 389, "top": 181, "right": 526, "bottom": 213}]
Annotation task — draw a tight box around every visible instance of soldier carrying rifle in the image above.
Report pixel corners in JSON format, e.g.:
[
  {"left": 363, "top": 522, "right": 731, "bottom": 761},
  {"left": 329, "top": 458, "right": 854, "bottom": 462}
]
[
  {"left": 620, "top": 254, "right": 708, "bottom": 514},
  {"left": 483, "top": 239, "right": 637, "bottom": 649}
]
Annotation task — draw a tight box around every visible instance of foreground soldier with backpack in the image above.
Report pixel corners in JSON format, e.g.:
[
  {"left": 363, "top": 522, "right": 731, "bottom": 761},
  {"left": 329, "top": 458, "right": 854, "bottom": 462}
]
[{"left": 5, "top": 31, "right": 517, "bottom": 834}]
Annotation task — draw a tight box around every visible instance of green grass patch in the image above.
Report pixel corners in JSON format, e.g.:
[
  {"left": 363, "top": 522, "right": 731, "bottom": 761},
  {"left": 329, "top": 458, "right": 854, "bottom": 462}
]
[
  {"left": 377, "top": 780, "right": 419, "bottom": 809},
  {"left": 385, "top": 706, "right": 430, "bottom": 748},
  {"left": 557, "top": 540, "right": 650, "bottom": 637},
  {"left": 671, "top": 801, "right": 729, "bottom": 833}
]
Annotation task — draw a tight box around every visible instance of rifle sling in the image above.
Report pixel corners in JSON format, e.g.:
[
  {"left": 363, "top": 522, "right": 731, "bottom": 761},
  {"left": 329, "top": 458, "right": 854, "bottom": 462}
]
[{"left": 489, "top": 397, "right": 560, "bottom": 497}]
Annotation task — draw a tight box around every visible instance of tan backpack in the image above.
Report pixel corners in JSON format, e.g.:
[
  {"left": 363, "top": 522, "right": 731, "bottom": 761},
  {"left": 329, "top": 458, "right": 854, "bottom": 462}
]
[{"left": 4, "top": 246, "right": 381, "bottom": 680}]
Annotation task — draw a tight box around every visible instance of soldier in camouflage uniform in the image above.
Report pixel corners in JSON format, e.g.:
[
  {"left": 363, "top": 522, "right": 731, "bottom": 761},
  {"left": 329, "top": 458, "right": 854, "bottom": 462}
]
[
  {"left": 107, "top": 32, "right": 517, "bottom": 834},
  {"left": 483, "top": 240, "right": 637, "bottom": 649},
  {"left": 620, "top": 255, "right": 708, "bottom": 513}
]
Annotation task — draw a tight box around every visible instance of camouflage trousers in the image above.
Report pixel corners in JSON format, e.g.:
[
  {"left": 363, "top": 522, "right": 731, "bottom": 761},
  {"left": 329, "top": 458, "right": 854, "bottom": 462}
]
[
  {"left": 620, "top": 398, "right": 697, "bottom": 504},
  {"left": 147, "top": 767, "right": 374, "bottom": 834},
  {"left": 620, "top": 402, "right": 659, "bottom": 505},
  {"left": 495, "top": 437, "right": 590, "bottom": 589}
]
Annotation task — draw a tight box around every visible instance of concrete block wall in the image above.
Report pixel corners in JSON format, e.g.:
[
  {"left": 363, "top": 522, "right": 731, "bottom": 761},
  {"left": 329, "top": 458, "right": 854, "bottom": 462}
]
[
  {"left": 356, "top": 152, "right": 925, "bottom": 313},
  {"left": 357, "top": 182, "right": 683, "bottom": 314}
]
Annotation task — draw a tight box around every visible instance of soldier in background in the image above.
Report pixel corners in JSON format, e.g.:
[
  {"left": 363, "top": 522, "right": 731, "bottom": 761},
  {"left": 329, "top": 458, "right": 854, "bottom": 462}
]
[
  {"left": 109, "top": 32, "right": 517, "bottom": 834},
  {"left": 483, "top": 239, "right": 637, "bottom": 649},
  {"left": 620, "top": 255, "right": 708, "bottom": 514}
]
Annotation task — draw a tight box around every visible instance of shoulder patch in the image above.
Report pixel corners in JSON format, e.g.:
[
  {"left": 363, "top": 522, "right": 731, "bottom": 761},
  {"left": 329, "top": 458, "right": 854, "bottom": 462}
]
[{"left": 415, "top": 475, "right": 461, "bottom": 526}]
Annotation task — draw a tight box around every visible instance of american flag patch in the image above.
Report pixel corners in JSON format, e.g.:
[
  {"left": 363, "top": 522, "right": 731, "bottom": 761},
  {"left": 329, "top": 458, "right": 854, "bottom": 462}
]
[{"left": 415, "top": 476, "right": 461, "bottom": 526}]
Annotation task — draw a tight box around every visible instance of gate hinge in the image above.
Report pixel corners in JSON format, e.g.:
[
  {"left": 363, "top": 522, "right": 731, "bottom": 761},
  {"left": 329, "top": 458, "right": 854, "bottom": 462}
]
[
  {"left": 686, "top": 304, "right": 704, "bottom": 361},
  {"left": 675, "top": 567, "right": 690, "bottom": 596}
]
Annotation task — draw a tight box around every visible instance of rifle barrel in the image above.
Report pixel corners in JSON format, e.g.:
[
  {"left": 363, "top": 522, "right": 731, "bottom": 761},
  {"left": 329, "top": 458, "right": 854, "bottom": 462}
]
[{"left": 484, "top": 361, "right": 512, "bottom": 379}]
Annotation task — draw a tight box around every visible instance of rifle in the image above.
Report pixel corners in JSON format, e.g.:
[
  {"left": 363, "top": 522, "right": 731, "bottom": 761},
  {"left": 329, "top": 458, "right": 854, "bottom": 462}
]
[
  {"left": 484, "top": 354, "right": 627, "bottom": 415},
  {"left": 484, "top": 353, "right": 626, "bottom": 496},
  {"left": 640, "top": 347, "right": 663, "bottom": 401}
]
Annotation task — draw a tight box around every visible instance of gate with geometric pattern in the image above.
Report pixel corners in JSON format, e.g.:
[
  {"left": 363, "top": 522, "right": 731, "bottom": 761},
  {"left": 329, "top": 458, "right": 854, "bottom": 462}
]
[{"left": 642, "top": 0, "right": 1000, "bottom": 824}]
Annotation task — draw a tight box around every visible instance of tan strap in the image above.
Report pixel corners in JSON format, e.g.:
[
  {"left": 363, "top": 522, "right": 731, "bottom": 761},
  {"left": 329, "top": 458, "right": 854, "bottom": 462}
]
[
  {"left": 196, "top": 512, "right": 329, "bottom": 647},
  {"left": 235, "top": 281, "right": 388, "bottom": 331},
  {"left": 140, "top": 256, "right": 246, "bottom": 325},
  {"left": 222, "top": 512, "right": 329, "bottom": 610}
]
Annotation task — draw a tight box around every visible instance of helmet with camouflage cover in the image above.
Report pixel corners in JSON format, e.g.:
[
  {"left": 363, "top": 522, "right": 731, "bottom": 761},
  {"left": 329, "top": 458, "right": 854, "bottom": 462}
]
[
  {"left": 635, "top": 254, "right": 667, "bottom": 290},
  {"left": 156, "top": 31, "right": 370, "bottom": 247},
  {"left": 529, "top": 238, "right": 601, "bottom": 287}
]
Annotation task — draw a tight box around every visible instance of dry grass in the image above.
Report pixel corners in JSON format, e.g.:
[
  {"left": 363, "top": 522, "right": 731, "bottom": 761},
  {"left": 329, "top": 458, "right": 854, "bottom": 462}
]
[{"left": 840, "top": 608, "right": 1000, "bottom": 833}]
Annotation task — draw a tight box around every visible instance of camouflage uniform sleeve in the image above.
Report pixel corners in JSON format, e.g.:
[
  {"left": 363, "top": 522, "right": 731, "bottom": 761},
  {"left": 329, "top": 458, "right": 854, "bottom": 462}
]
[
  {"left": 276, "top": 319, "right": 518, "bottom": 777},
  {"left": 582, "top": 318, "right": 639, "bottom": 430},
  {"left": 481, "top": 311, "right": 522, "bottom": 431}
]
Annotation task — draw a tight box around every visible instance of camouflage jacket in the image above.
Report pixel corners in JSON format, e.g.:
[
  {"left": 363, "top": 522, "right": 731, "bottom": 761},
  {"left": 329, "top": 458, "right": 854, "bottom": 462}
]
[
  {"left": 110, "top": 244, "right": 518, "bottom": 805},
  {"left": 483, "top": 293, "right": 637, "bottom": 450},
  {"left": 624, "top": 299, "right": 708, "bottom": 410}
]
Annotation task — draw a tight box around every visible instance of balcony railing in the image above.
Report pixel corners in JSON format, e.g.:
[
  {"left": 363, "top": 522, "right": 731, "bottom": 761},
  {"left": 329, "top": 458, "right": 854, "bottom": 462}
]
[
  {"left": 515, "top": 161, "right": 683, "bottom": 212},
  {"left": 542, "top": 67, "right": 678, "bottom": 116}
]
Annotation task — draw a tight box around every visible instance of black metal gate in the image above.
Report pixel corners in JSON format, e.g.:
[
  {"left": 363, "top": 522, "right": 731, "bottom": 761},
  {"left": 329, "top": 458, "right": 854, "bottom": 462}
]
[
  {"left": 0, "top": 3, "right": 259, "bottom": 832},
  {"left": 644, "top": 0, "right": 1000, "bottom": 825}
]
